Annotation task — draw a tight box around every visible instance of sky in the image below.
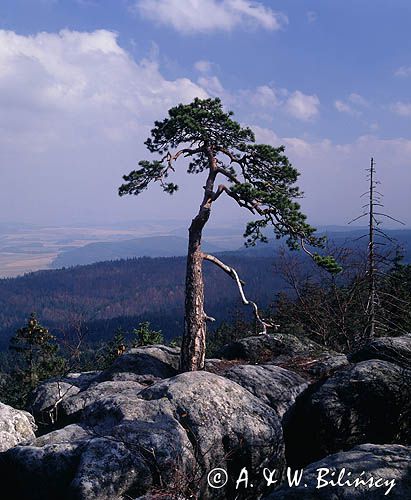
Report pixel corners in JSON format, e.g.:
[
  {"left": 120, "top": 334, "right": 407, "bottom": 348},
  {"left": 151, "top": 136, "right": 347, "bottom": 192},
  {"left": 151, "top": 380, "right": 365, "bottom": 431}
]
[{"left": 0, "top": 0, "right": 410, "bottom": 228}]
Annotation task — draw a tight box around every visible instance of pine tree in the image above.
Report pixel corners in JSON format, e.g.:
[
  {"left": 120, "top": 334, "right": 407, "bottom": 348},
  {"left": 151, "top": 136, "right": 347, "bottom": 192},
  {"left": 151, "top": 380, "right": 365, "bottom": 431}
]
[
  {"left": 119, "top": 97, "right": 339, "bottom": 371},
  {"left": 7, "top": 313, "right": 65, "bottom": 407}
]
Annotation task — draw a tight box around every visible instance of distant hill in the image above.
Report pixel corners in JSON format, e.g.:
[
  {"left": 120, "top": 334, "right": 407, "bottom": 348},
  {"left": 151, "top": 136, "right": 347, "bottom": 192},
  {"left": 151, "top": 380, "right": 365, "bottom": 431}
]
[
  {"left": 236, "top": 228, "right": 411, "bottom": 261},
  {"left": 0, "top": 254, "right": 282, "bottom": 349},
  {"left": 50, "top": 228, "right": 411, "bottom": 268},
  {"left": 51, "top": 236, "right": 226, "bottom": 268}
]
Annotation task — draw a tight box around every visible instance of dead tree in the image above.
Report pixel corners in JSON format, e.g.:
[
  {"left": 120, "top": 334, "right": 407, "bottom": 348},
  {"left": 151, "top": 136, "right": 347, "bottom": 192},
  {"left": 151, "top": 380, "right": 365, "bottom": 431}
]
[{"left": 349, "top": 157, "right": 405, "bottom": 339}]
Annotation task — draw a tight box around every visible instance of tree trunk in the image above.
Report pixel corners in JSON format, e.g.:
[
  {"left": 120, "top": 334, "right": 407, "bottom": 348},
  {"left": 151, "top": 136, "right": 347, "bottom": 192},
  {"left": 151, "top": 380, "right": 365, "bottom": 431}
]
[{"left": 180, "top": 211, "right": 210, "bottom": 372}]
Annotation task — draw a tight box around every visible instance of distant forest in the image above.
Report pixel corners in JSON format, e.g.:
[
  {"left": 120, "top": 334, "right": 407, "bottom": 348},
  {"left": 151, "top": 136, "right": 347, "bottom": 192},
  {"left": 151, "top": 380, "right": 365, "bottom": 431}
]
[
  {"left": 1, "top": 228, "right": 410, "bottom": 350},
  {"left": 0, "top": 254, "right": 283, "bottom": 348}
]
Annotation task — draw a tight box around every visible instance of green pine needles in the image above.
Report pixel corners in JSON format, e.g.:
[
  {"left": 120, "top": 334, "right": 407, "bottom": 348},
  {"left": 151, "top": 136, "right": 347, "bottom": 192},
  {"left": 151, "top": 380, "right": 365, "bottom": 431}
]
[{"left": 119, "top": 97, "right": 340, "bottom": 273}]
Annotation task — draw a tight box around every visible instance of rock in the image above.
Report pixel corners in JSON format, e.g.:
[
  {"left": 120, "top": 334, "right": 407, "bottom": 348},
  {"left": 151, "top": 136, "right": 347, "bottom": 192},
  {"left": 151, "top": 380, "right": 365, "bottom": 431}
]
[
  {"left": 223, "top": 364, "right": 308, "bottom": 418},
  {"left": 139, "top": 371, "right": 285, "bottom": 498},
  {"left": 284, "top": 359, "right": 411, "bottom": 467},
  {"left": 27, "top": 372, "right": 101, "bottom": 426},
  {"left": 0, "top": 371, "right": 285, "bottom": 499},
  {"left": 0, "top": 402, "right": 37, "bottom": 452},
  {"left": 27, "top": 380, "right": 81, "bottom": 426},
  {"left": 63, "top": 372, "right": 101, "bottom": 389},
  {"left": 218, "top": 333, "right": 331, "bottom": 364},
  {"left": 350, "top": 334, "right": 411, "bottom": 369},
  {"left": 266, "top": 444, "right": 411, "bottom": 499},
  {"left": 301, "top": 354, "right": 350, "bottom": 379},
  {"left": 60, "top": 380, "right": 144, "bottom": 422},
  {"left": 0, "top": 424, "right": 90, "bottom": 500},
  {"left": 97, "top": 345, "right": 180, "bottom": 384}
]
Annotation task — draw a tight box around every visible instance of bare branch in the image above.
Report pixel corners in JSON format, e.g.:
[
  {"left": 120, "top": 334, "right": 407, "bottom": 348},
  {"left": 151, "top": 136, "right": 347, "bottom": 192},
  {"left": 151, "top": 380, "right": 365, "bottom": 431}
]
[{"left": 202, "top": 253, "right": 278, "bottom": 334}]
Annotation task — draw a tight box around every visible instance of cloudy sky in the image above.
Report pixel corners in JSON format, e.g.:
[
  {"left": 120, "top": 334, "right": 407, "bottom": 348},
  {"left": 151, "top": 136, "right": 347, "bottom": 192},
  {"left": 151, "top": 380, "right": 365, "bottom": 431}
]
[{"left": 1, "top": 0, "right": 410, "bottom": 227}]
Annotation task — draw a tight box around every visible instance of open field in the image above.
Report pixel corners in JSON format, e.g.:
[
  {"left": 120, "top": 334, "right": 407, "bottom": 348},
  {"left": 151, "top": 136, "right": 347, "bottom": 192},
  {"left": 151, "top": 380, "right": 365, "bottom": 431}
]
[{"left": 0, "top": 222, "right": 182, "bottom": 277}]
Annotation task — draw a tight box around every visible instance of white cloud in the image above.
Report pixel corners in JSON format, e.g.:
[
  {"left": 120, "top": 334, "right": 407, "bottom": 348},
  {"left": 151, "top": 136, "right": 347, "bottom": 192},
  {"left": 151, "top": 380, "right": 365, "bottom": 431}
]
[
  {"left": 249, "top": 85, "right": 279, "bottom": 109},
  {"left": 194, "top": 60, "right": 213, "bottom": 73},
  {"left": 348, "top": 93, "right": 369, "bottom": 107},
  {"left": 395, "top": 66, "right": 411, "bottom": 77},
  {"left": 0, "top": 29, "right": 209, "bottom": 224},
  {"left": 198, "top": 75, "right": 225, "bottom": 96},
  {"left": 335, "top": 100, "right": 356, "bottom": 115},
  {"left": 135, "top": 0, "right": 288, "bottom": 34},
  {"left": 391, "top": 101, "right": 411, "bottom": 117},
  {"left": 285, "top": 91, "right": 320, "bottom": 121},
  {"left": 252, "top": 125, "right": 411, "bottom": 226},
  {"left": 334, "top": 93, "right": 368, "bottom": 116}
]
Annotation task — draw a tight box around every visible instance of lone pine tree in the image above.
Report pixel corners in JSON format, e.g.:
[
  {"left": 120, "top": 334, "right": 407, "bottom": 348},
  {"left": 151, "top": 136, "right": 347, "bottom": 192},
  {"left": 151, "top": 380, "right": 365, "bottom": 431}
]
[{"left": 119, "top": 97, "right": 339, "bottom": 372}]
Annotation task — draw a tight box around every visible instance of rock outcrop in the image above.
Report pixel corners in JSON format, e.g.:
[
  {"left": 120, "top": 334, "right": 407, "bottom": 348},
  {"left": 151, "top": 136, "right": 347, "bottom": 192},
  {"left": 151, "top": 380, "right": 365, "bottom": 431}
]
[
  {"left": 0, "top": 402, "right": 37, "bottom": 452},
  {"left": 218, "top": 333, "right": 329, "bottom": 364},
  {"left": 97, "top": 344, "right": 180, "bottom": 384},
  {"left": 350, "top": 334, "right": 411, "bottom": 369},
  {"left": 1, "top": 371, "right": 285, "bottom": 500},
  {"left": 284, "top": 359, "right": 411, "bottom": 467},
  {"left": 27, "top": 372, "right": 100, "bottom": 426},
  {"left": 222, "top": 364, "right": 308, "bottom": 418},
  {"left": 266, "top": 444, "right": 411, "bottom": 499}
]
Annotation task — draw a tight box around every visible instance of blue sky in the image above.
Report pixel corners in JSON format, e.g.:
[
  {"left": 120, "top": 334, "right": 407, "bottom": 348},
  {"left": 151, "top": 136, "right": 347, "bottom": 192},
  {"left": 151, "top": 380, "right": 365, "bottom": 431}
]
[{"left": 0, "top": 0, "right": 410, "bottom": 227}]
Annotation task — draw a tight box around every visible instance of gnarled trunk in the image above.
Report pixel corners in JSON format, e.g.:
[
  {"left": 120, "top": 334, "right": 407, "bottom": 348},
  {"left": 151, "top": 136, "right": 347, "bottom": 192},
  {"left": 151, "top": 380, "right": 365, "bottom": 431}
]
[
  {"left": 180, "top": 207, "right": 211, "bottom": 371},
  {"left": 180, "top": 147, "right": 216, "bottom": 372}
]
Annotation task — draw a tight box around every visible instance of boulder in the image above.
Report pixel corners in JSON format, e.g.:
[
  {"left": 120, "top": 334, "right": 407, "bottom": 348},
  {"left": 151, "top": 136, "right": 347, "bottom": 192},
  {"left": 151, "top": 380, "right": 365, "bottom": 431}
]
[
  {"left": 97, "top": 345, "right": 180, "bottom": 384},
  {"left": 350, "top": 334, "right": 411, "bottom": 369},
  {"left": 28, "top": 380, "right": 81, "bottom": 426},
  {"left": 266, "top": 444, "right": 411, "bottom": 499},
  {"left": 218, "top": 333, "right": 329, "bottom": 364},
  {"left": 140, "top": 371, "right": 285, "bottom": 497},
  {"left": 0, "top": 424, "right": 91, "bottom": 500},
  {"left": 0, "top": 402, "right": 37, "bottom": 452},
  {"left": 1, "top": 371, "right": 285, "bottom": 500},
  {"left": 63, "top": 372, "right": 101, "bottom": 389},
  {"left": 60, "top": 380, "right": 144, "bottom": 421},
  {"left": 27, "top": 372, "right": 101, "bottom": 426},
  {"left": 223, "top": 364, "right": 308, "bottom": 418},
  {"left": 300, "top": 354, "right": 350, "bottom": 379},
  {"left": 284, "top": 359, "right": 411, "bottom": 467}
]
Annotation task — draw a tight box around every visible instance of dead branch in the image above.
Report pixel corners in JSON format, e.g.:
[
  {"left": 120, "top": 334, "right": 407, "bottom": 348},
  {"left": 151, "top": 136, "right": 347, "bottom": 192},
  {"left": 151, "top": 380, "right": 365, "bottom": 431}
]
[{"left": 202, "top": 253, "right": 278, "bottom": 334}]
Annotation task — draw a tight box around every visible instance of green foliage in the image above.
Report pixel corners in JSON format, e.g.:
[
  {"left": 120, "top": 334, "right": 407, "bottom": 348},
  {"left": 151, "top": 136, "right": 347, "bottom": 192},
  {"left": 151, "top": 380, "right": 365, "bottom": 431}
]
[
  {"left": 119, "top": 97, "right": 336, "bottom": 266},
  {"left": 98, "top": 328, "right": 127, "bottom": 369},
  {"left": 312, "top": 254, "right": 343, "bottom": 274},
  {"left": 131, "top": 321, "right": 163, "bottom": 347},
  {"left": 2, "top": 313, "right": 66, "bottom": 408}
]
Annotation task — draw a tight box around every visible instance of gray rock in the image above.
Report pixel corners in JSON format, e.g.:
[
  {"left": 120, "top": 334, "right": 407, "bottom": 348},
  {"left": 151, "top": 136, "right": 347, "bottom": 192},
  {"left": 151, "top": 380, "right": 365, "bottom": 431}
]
[
  {"left": 0, "top": 402, "right": 37, "bottom": 452},
  {"left": 284, "top": 359, "right": 411, "bottom": 467},
  {"left": 60, "top": 380, "right": 144, "bottom": 421},
  {"left": 28, "top": 380, "right": 81, "bottom": 426},
  {"left": 218, "top": 333, "right": 331, "bottom": 364},
  {"left": 223, "top": 364, "right": 308, "bottom": 418},
  {"left": 350, "top": 334, "right": 411, "bottom": 369},
  {"left": 0, "top": 426, "right": 90, "bottom": 500},
  {"left": 301, "top": 354, "right": 350, "bottom": 379},
  {"left": 140, "top": 371, "right": 285, "bottom": 497},
  {"left": 97, "top": 345, "right": 180, "bottom": 384},
  {"left": 63, "top": 371, "right": 101, "bottom": 389},
  {"left": 27, "top": 372, "right": 101, "bottom": 426},
  {"left": 1, "top": 371, "right": 284, "bottom": 499},
  {"left": 266, "top": 444, "right": 411, "bottom": 499}
]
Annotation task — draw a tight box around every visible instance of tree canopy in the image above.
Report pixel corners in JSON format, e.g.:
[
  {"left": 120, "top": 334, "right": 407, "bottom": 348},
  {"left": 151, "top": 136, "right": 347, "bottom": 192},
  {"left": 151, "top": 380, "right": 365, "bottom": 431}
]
[{"left": 119, "top": 97, "right": 340, "bottom": 272}]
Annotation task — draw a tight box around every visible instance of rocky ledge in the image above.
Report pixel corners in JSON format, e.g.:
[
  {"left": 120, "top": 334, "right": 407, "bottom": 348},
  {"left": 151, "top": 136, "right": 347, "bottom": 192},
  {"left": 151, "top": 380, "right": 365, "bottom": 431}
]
[{"left": 0, "top": 333, "right": 410, "bottom": 499}]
